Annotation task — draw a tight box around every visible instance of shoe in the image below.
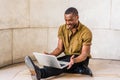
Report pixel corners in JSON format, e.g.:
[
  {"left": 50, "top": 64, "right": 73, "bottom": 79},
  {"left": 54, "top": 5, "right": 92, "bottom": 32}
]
[
  {"left": 25, "top": 56, "right": 41, "bottom": 80},
  {"left": 79, "top": 65, "right": 93, "bottom": 77}
]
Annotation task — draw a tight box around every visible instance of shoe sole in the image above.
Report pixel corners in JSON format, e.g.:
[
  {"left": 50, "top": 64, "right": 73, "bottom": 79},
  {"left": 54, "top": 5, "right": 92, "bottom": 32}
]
[{"left": 25, "top": 56, "right": 38, "bottom": 80}]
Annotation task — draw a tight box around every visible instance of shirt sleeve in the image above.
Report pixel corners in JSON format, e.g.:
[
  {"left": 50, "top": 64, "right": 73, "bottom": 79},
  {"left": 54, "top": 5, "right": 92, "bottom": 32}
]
[
  {"left": 58, "top": 25, "right": 63, "bottom": 39},
  {"left": 82, "top": 30, "right": 92, "bottom": 46}
]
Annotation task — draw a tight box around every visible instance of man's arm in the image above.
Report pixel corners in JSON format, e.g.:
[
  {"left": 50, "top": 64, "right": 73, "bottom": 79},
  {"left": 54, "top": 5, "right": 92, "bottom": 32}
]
[
  {"left": 74, "top": 45, "right": 90, "bottom": 63},
  {"left": 45, "top": 38, "right": 64, "bottom": 56},
  {"left": 67, "top": 45, "right": 90, "bottom": 69}
]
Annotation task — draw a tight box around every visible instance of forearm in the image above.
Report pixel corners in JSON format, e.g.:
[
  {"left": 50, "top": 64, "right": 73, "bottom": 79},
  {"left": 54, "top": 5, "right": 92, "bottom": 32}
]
[
  {"left": 74, "top": 53, "right": 88, "bottom": 63},
  {"left": 50, "top": 47, "right": 63, "bottom": 56},
  {"left": 68, "top": 53, "right": 88, "bottom": 70},
  {"left": 73, "top": 45, "right": 90, "bottom": 63}
]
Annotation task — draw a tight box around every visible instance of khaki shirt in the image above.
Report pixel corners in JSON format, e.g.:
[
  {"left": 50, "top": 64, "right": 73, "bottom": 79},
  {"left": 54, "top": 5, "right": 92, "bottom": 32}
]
[{"left": 58, "top": 22, "right": 92, "bottom": 57}]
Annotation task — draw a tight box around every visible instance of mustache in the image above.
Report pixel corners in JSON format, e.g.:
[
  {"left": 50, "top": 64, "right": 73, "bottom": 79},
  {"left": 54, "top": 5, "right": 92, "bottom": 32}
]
[{"left": 67, "top": 24, "right": 77, "bottom": 28}]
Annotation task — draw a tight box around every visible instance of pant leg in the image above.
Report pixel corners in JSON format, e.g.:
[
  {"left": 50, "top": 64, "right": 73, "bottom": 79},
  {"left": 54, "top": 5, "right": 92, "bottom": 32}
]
[
  {"left": 64, "top": 57, "right": 90, "bottom": 73},
  {"left": 75, "top": 57, "right": 90, "bottom": 73},
  {"left": 81, "top": 57, "right": 89, "bottom": 67},
  {"left": 39, "top": 66, "right": 65, "bottom": 78},
  {"left": 58, "top": 55, "right": 85, "bottom": 73},
  {"left": 58, "top": 56, "right": 91, "bottom": 74},
  {"left": 35, "top": 55, "right": 89, "bottom": 78},
  {"left": 35, "top": 55, "right": 70, "bottom": 78}
]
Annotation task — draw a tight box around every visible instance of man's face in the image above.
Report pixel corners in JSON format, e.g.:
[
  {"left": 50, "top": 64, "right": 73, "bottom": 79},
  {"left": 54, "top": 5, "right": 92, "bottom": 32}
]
[{"left": 64, "top": 13, "right": 79, "bottom": 30}]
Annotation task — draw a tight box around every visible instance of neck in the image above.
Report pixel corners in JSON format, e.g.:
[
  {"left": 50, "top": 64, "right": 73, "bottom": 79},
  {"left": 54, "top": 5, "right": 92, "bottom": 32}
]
[
  {"left": 71, "top": 22, "right": 79, "bottom": 33},
  {"left": 74, "top": 21, "right": 79, "bottom": 28}
]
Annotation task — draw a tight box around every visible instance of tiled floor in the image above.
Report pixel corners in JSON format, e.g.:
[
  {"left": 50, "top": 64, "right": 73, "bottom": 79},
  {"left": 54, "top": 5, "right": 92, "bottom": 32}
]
[{"left": 0, "top": 59, "right": 120, "bottom": 80}]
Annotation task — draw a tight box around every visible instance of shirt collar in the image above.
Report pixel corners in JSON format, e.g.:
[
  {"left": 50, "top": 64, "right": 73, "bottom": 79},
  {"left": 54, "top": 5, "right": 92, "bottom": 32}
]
[{"left": 77, "top": 21, "right": 82, "bottom": 31}]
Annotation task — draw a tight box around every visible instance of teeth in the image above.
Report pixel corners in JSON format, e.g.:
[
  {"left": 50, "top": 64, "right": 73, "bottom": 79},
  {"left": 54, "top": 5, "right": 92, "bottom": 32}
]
[{"left": 67, "top": 26, "right": 69, "bottom": 29}]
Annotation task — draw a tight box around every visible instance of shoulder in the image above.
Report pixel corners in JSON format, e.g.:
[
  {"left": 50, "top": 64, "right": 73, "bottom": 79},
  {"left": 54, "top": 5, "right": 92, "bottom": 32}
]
[
  {"left": 81, "top": 24, "right": 92, "bottom": 34},
  {"left": 79, "top": 23, "right": 92, "bottom": 39},
  {"left": 58, "top": 24, "right": 66, "bottom": 32},
  {"left": 58, "top": 24, "right": 66, "bottom": 38},
  {"left": 59, "top": 24, "right": 66, "bottom": 29}
]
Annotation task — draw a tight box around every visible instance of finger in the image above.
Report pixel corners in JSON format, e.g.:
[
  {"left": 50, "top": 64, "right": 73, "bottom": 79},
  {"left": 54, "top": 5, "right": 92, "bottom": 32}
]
[
  {"left": 70, "top": 55, "right": 75, "bottom": 59},
  {"left": 67, "top": 64, "right": 71, "bottom": 69},
  {"left": 43, "top": 51, "right": 48, "bottom": 54}
]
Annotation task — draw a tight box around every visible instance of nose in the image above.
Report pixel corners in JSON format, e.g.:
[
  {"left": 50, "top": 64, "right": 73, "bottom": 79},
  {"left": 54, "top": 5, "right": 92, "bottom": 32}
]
[{"left": 66, "top": 21, "right": 71, "bottom": 25}]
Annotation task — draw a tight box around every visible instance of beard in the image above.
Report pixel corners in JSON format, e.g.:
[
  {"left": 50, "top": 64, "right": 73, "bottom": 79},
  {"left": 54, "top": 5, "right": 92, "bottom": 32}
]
[{"left": 67, "top": 24, "right": 77, "bottom": 30}]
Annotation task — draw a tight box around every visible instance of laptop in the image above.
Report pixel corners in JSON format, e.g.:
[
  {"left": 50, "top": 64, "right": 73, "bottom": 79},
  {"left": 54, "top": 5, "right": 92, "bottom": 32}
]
[{"left": 33, "top": 52, "right": 69, "bottom": 69}]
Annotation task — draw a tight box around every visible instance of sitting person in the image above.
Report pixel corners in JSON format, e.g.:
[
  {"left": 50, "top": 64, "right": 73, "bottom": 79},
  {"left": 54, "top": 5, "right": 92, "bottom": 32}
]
[{"left": 25, "top": 7, "right": 93, "bottom": 80}]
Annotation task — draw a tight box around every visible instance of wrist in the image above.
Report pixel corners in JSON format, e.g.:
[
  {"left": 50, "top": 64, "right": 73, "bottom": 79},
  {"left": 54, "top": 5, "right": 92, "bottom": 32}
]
[{"left": 73, "top": 58, "right": 77, "bottom": 63}]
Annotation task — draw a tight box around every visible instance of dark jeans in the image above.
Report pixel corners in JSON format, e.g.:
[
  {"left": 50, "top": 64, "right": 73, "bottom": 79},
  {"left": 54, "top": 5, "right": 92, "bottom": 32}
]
[{"left": 36, "top": 55, "right": 89, "bottom": 78}]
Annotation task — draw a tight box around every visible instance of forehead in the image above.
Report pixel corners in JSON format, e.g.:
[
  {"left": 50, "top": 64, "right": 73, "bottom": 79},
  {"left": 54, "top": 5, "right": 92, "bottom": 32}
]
[{"left": 64, "top": 14, "right": 75, "bottom": 19}]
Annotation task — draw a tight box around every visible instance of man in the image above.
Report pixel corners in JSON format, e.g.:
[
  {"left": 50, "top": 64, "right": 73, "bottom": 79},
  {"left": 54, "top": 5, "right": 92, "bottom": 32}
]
[{"left": 25, "top": 7, "right": 93, "bottom": 80}]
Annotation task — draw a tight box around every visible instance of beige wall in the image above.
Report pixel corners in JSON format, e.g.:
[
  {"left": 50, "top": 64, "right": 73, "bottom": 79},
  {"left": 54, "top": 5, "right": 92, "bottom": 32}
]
[{"left": 0, "top": 0, "right": 120, "bottom": 67}]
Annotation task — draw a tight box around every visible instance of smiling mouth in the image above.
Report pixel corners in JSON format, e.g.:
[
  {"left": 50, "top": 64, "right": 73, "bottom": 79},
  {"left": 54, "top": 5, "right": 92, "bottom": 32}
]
[
  {"left": 67, "top": 24, "right": 76, "bottom": 29},
  {"left": 67, "top": 25, "right": 72, "bottom": 29}
]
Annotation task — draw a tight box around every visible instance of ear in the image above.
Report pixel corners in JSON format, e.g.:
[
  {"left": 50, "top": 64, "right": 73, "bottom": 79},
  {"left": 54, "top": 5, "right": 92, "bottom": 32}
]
[{"left": 76, "top": 15, "right": 79, "bottom": 19}]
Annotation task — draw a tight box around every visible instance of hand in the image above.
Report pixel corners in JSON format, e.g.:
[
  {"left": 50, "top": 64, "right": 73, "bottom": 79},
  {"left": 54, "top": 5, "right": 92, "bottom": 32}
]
[
  {"left": 43, "top": 51, "right": 49, "bottom": 55},
  {"left": 67, "top": 55, "right": 75, "bottom": 69}
]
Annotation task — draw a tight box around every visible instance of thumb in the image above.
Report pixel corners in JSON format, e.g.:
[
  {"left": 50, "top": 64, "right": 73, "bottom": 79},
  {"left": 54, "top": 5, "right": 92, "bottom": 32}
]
[
  {"left": 44, "top": 51, "right": 48, "bottom": 54},
  {"left": 67, "top": 64, "right": 71, "bottom": 69}
]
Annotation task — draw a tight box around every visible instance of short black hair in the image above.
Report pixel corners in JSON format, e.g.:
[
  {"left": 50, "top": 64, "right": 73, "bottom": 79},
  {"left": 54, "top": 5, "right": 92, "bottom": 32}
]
[{"left": 65, "top": 7, "right": 78, "bottom": 16}]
